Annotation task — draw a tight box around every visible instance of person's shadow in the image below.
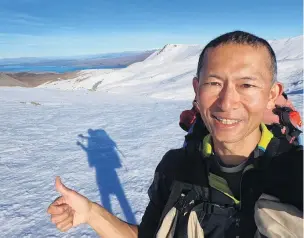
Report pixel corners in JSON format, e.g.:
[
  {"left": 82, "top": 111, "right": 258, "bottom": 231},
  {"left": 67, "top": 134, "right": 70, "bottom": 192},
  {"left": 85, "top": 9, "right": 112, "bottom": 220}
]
[{"left": 77, "top": 129, "right": 136, "bottom": 224}]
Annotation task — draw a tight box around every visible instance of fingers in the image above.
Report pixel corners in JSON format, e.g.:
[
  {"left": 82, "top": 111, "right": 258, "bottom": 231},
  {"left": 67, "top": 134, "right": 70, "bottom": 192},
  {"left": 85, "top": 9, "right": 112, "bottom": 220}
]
[
  {"left": 52, "top": 196, "right": 66, "bottom": 206},
  {"left": 55, "top": 213, "right": 74, "bottom": 232},
  {"left": 49, "top": 205, "right": 74, "bottom": 232},
  {"left": 50, "top": 209, "right": 71, "bottom": 223},
  {"left": 48, "top": 177, "right": 78, "bottom": 232},
  {"left": 47, "top": 203, "right": 70, "bottom": 215},
  {"left": 60, "top": 222, "right": 73, "bottom": 232},
  {"left": 55, "top": 176, "right": 71, "bottom": 197}
]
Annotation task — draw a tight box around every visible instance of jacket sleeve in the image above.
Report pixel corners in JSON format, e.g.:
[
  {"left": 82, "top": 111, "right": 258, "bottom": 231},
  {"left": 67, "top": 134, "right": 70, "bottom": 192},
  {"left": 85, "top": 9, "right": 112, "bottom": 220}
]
[
  {"left": 138, "top": 171, "right": 172, "bottom": 237},
  {"left": 254, "top": 193, "right": 303, "bottom": 237},
  {"left": 138, "top": 149, "right": 181, "bottom": 237}
]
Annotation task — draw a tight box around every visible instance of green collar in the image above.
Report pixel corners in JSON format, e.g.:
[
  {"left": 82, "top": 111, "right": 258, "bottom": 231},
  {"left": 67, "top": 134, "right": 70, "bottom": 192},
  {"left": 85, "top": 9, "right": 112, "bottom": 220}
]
[{"left": 202, "top": 123, "right": 274, "bottom": 157}]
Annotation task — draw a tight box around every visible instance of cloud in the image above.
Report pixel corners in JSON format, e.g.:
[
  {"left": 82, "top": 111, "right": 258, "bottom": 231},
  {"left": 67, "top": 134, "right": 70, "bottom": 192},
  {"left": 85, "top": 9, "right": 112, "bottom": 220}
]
[
  {"left": 0, "top": 10, "right": 45, "bottom": 27},
  {"left": 11, "top": 12, "right": 41, "bottom": 22},
  {"left": 8, "top": 18, "right": 45, "bottom": 26}
]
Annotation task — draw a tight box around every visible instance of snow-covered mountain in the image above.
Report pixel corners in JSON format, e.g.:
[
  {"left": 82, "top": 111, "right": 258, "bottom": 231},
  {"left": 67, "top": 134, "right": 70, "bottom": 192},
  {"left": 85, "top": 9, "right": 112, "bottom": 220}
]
[{"left": 40, "top": 36, "right": 303, "bottom": 99}]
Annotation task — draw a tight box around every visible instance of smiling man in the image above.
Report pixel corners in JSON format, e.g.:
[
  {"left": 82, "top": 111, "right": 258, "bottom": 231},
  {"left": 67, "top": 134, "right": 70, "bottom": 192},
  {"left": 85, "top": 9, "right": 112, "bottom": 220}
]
[
  {"left": 194, "top": 40, "right": 280, "bottom": 165},
  {"left": 47, "top": 31, "right": 303, "bottom": 237}
]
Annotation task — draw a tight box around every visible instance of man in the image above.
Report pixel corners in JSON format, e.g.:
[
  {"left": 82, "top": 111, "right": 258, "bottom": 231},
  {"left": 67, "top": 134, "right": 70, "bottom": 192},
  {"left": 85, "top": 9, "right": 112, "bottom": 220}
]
[{"left": 47, "top": 31, "right": 303, "bottom": 237}]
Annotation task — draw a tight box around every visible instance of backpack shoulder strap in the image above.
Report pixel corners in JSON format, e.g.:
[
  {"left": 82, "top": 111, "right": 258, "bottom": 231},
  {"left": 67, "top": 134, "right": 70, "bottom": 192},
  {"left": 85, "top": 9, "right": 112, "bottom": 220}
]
[
  {"left": 156, "top": 139, "right": 211, "bottom": 231},
  {"left": 184, "top": 116, "right": 209, "bottom": 146}
]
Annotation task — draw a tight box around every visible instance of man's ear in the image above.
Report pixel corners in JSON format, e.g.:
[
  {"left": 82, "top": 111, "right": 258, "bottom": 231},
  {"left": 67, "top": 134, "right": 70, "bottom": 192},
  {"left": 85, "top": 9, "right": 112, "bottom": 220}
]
[
  {"left": 267, "top": 82, "right": 281, "bottom": 109},
  {"left": 192, "top": 77, "right": 199, "bottom": 97},
  {"left": 276, "top": 82, "right": 284, "bottom": 96}
]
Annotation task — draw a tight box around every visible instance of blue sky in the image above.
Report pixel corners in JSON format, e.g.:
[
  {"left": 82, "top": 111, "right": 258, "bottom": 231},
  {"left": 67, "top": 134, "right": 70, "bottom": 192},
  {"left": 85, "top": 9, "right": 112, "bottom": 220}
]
[{"left": 0, "top": 0, "right": 302, "bottom": 58}]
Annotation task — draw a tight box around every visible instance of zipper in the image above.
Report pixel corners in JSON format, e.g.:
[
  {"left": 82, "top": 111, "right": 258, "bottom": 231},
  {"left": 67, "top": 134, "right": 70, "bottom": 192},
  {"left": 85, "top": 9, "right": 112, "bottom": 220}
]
[
  {"left": 239, "top": 164, "right": 254, "bottom": 210},
  {"left": 235, "top": 216, "right": 241, "bottom": 238},
  {"left": 236, "top": 164, "right": 255, "bottom": 237}
]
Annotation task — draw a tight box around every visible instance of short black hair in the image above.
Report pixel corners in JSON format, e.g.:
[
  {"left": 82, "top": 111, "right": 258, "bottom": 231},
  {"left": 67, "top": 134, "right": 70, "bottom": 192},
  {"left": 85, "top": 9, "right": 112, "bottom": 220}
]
[{"left": 196, "top": 30, "right": 277, "bottom": 83}]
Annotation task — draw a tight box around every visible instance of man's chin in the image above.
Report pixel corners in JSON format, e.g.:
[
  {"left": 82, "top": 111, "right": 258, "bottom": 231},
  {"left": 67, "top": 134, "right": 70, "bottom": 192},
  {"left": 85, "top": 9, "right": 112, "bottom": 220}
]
[{"left": 212, "top": 134, "right": 244, "bottom": 144}]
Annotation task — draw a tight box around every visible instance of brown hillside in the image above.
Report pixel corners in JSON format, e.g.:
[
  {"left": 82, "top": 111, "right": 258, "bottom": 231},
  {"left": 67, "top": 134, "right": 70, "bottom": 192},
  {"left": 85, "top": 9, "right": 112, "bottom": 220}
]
[{"left": 0, "top": 73, "right": 29, "bottom": 87}]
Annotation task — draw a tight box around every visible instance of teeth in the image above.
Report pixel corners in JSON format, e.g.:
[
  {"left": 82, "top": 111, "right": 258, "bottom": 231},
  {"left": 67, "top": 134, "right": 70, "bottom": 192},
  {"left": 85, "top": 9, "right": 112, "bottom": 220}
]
[
  {"left": 220, "top": 119, "right": 239, "bottom": 124},
  {"left": 215, "top": 116, "right": 240, "bottom": 124}
]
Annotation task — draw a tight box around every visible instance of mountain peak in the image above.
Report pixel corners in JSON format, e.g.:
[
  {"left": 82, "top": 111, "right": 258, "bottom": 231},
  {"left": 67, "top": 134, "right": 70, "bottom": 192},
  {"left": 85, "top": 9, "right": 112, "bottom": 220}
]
[{"left": 157, "top": 44, "right": 182, "bottom": 55}]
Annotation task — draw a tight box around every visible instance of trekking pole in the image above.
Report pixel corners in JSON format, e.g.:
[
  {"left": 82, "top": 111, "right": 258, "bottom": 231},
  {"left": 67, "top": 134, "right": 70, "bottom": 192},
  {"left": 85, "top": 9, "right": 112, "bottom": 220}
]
[{"left": 115, "top": 146, "right": 129, "bottom": 172}]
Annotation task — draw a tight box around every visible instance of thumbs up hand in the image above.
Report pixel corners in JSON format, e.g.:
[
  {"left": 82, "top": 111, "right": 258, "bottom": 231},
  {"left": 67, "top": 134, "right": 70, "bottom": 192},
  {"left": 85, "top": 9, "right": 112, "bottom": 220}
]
[{"left": 47, "top": 177, "right": 93, "bottom": 232}]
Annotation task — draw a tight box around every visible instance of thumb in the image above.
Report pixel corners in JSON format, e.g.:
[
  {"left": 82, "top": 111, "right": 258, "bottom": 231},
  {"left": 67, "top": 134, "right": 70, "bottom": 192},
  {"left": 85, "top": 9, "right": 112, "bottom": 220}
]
[{"left": 55, "top": 176, "right": 71, "bottom": 197}]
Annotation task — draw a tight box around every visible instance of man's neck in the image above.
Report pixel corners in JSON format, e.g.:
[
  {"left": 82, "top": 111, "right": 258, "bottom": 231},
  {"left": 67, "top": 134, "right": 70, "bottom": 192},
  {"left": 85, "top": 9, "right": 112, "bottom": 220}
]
[{"left": 213, "top": 128, "right": 262, "bottom": 166}]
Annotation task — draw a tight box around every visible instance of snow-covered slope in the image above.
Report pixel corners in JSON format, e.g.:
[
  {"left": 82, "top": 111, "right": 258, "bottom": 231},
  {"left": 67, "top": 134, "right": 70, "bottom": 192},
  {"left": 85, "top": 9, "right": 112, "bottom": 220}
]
[
  {"left": 269, "top": 35, "right": 303, "bottom": 60},
  {"left": 0, "top": 88, "right": 189, "bottom": 237},
  {"left": 40, "top": 36, "right": 303, "bottom": 99},
  {"left": 270, "top": 36, "right": 303, "bottom": 94}
]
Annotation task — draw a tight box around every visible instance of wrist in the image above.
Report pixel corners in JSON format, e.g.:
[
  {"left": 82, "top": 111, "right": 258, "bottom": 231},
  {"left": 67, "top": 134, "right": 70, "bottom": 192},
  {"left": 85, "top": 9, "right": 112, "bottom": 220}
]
[
  {"left": 87, "top": 201, "right": 105, "bottom": 225},
  {"left": 87, "top": 200, "right": 95, "bottom": 224}
]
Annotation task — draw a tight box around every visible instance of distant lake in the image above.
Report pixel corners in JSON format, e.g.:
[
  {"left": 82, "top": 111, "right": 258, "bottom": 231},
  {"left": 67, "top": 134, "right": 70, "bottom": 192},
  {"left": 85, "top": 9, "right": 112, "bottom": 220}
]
[{"left": 0, "top": 65, "right": 126, "bottom": 73}]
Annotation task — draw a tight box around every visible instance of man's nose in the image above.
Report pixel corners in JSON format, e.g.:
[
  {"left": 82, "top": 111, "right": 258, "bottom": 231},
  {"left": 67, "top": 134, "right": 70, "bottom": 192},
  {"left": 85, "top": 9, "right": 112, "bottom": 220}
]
[{"left": 216, "top": 84, "right": 240, "bottom": 111}]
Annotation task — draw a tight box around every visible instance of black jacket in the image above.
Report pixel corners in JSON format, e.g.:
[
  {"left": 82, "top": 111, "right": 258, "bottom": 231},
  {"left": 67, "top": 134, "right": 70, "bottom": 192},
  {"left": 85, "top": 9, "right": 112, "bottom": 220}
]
[{"left": 138, "top": 137, "right": 303, "bottom": 237}]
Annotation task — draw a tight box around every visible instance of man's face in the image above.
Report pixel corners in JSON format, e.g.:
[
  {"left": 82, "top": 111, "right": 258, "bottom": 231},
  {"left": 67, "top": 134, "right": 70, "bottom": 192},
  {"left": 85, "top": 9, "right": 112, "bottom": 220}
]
[{"left": 193, "top": 43, "right": 279, "bottom": 143}]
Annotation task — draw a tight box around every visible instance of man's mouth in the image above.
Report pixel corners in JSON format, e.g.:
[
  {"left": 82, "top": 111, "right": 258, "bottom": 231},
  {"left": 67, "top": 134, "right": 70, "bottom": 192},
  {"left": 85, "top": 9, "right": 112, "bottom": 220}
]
[{"left": 212, "top": 115, "right": 242, "bottom": 125}]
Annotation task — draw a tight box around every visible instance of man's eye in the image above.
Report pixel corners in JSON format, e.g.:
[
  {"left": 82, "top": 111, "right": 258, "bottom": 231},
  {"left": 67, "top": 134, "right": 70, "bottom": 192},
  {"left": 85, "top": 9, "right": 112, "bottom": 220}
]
[
  {"left": 204, "top": 82, "right": 221, "bottom": 86},
  {"left": 241, "top": 84, "right": 255, "bottom": 88}
]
